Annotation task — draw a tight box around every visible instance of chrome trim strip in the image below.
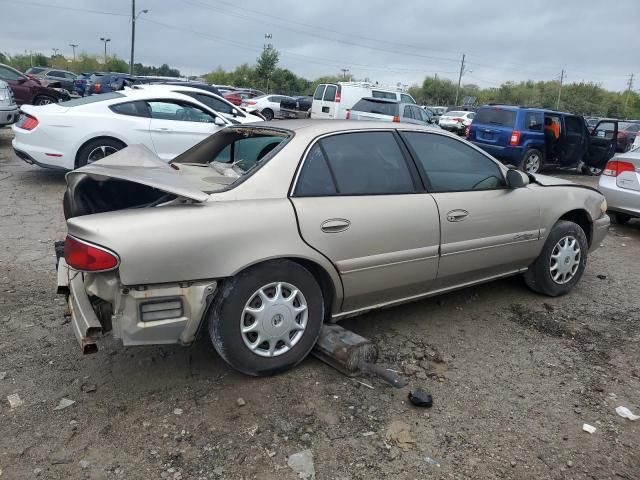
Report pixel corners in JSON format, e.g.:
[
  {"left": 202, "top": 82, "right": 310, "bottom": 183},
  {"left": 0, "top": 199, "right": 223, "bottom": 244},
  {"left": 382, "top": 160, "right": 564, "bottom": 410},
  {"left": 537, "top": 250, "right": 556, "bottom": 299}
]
[
  {"left": 441, "top": 237, "right": 539, "bottom": 257},
  {"left": 340, "top": 254, "right": 439, "bottom": 275}
]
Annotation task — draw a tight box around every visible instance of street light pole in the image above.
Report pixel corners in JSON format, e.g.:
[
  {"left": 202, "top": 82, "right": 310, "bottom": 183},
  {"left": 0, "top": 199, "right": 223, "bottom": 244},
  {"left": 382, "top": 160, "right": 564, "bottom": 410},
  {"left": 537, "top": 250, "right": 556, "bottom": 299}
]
[
  {"left": 69, "top": 44, "right": 78, "bottom": 61},
  {"left": 129, "top": 1, "right": 149, "bottom": 75},
  {"left": 52, "top": 48, "right": 59, "bottom": 58},
  {"left": 100, "top": 37, "right": 111, "bottom": 66}
]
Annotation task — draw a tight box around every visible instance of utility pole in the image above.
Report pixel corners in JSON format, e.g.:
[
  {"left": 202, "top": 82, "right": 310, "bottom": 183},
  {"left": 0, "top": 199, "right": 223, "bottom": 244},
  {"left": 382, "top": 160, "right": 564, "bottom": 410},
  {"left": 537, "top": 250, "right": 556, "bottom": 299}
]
[
  {"left": 624, "top": 73, "right": 634, "bottom": 118},
  {"left": 69, "top": 44, "right": 78, "bottom": 61},
  {"left": 263, "top": 33, "right": 273, "bottom": 51},
  {"left": 340, "top": 68, "right": 349, "bottom": 80},
  {"left": 129, "top": 1, "right": 148, "bottom": 75},
  {"left": 100, "top": 37, "right": 111, "bottom": 66},
  {"left": 52, "top": 48, "right": 59, "bottom": 58},
  {"left": 454, "top": 53, "right": 465, "bottom": 106},
  {"left": 556, "top": 69, "right": 565, "bottom": 110}
]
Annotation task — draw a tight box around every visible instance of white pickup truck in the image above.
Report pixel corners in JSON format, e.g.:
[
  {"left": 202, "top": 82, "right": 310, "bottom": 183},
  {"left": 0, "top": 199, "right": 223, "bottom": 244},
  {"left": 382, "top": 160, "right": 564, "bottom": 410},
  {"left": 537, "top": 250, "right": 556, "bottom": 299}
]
[{"left": 0, "top": 80, "right": 19, "bottom": 126}]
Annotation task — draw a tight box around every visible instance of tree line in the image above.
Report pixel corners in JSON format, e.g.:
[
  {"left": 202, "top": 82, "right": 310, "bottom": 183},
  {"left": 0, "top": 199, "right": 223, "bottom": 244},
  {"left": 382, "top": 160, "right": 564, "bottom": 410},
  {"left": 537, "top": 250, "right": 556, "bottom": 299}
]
[{"left": 2, "top": 49, "right": 637, "bottom": 118}]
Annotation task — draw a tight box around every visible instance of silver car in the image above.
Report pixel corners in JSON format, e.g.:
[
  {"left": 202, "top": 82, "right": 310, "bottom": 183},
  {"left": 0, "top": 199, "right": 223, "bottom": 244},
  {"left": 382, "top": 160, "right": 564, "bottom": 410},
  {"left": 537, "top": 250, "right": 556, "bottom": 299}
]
[
  {"left": 348, "top": 97, "right": 437, "bottom": 126},
  {"left": 57, "top": 121, "right": 609, "bottom": 376},
  {"left": 598, "top": 148, "right": 640, "bottom": 224},
  {"left": 0, "top": 80, "right": 18, "bottom": 126}
]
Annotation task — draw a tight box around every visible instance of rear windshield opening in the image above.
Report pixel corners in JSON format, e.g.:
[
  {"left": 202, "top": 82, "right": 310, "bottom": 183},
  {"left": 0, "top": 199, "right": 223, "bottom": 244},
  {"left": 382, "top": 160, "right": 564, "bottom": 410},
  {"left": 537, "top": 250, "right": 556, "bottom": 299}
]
[
  {"left": 474, "top": 108, "right": 517, "bottom": 127},
  {"left": 351, "top": 99, "right": 399, "bottom": 116},
  {"left": 172, "top": 126, "right": 291, "bottom": 187}
]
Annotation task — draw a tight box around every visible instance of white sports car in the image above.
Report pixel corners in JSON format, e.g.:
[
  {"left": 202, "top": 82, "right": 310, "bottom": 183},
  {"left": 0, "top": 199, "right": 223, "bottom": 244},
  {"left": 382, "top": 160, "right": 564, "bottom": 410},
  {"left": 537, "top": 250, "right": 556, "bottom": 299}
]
[{"left": 12, "top": 88, "right": 263, "bottom": 170}]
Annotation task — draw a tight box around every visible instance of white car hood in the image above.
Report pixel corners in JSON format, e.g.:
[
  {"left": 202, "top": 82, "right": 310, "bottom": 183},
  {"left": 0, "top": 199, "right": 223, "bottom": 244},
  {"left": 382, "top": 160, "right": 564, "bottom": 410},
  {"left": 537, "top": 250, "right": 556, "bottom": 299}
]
[{"left": 530, "top": 173, "right": 576, "bottom": 186}]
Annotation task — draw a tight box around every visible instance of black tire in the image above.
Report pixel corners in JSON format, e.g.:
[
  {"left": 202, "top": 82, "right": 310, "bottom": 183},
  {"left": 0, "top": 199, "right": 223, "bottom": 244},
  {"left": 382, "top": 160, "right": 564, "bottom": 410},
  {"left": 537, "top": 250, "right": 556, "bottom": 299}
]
[
  {"left": 33, "top": 95, "right": 57, "bottom": 106},
  {"left": 261, "top": 108, "right": 274, "bottom": 121},
  {"left": 520, "top": 148, "right": 544, "bottom": 174},
  {"left": 76, "top": 138, "right": 126, "bottom": 168},
  {"left": 208, "top": 259, "right": 324, "bottom": 376},
  {"left": 581, "top": 164, "right": 603, "bottom": 176},
  {"left": 524, "top": 220, "right": 589, "bottom": 296},
  {"left": 610, "top": 212, "right": 631, "bottom": 225}
]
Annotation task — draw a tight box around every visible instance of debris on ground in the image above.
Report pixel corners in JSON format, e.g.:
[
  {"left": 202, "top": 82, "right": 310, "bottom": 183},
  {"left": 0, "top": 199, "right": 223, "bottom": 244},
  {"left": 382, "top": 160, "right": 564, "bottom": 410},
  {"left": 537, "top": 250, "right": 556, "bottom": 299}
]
[
  {"left": 582, "top": 423, "right": 597, "bottom": 434},
  {"left": 385, "top": 421, "right": 415, "bottom": 450},
  {"left": 236, "top": 397, "right": 246, "bottom": 407},
  {"left": 425, "top": 456, "right": 441, "bottom": 467},
  {"left": 0, "top": 372, "right": 6, "bottom": 380},
  {"left": 79, "top": 460, "right": 90, "bottom": 469},
  {"left": 596, "top": 274, "right": 607, "bottom": 280},
  {"left": 408, "top": 388, "right": 433, "bottom": 408},
  {"left": 53, "top": 398, "right": 75, "bottom": 411},
  {"left": 615, "top": 406, "right": 640, "bottom": 421},
  {"left": 7, "top": 394, "right": 23, "bottom": 409},
  {"left": 173, "top": 408, "right": 183, "bottom": 415},
  {"left": 81, "top": 383, "right": 97, "bottom": 393},
  {"left": 287, "top": 449, "right": 315, "bottom": 479}
]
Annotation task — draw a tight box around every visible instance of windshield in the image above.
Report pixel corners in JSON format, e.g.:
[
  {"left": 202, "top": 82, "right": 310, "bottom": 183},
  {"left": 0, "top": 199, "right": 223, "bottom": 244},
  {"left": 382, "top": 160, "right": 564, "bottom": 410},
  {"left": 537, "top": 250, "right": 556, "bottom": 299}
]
[
  {"left": 171, "top": 126, "right": 291, "bottom": 190},
  {"left": 474, "top": 108, "right": 517, "bottom": 127}
]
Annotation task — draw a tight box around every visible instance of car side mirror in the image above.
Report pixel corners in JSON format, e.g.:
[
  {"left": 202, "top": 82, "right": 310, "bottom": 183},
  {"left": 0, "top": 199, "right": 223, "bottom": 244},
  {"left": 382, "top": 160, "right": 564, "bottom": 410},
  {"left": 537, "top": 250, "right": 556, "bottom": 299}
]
[
  {"left": 506, "top": 169, "right": 529, "bottom": 189},
  {"left": 214, "top": 117, "right": 226, "bottom": 126}
]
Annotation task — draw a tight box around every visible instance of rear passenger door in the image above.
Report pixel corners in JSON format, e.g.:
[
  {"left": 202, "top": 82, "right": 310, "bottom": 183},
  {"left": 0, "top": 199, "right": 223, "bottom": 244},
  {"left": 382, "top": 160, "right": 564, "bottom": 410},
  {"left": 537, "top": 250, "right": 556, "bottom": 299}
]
[
  {"left": 291, "top": 131, "right": 440, "bottom": 313},
  {"left": 401, "top": 131, "right": 541, "bottom": 288},
  {"left": 310, "top": 84, "right": 338, "bottom": 119}
]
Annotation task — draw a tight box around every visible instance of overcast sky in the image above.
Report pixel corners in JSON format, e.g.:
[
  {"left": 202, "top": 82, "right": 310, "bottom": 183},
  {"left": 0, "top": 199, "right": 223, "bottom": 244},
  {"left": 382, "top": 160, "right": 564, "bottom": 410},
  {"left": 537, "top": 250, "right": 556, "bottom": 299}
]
[{"left": 1, "top": 0, "right": 638, "bottom": 92}]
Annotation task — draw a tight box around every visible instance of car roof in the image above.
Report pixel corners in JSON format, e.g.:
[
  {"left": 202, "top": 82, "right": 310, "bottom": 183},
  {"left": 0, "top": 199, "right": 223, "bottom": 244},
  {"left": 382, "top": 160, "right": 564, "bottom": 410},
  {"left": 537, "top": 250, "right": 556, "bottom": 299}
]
[
  {"left": 479, "top": 104, "right": 577, "bottom": 116},
  {"left": 252, "top": 119, "right": 447, "bottom": 135}
]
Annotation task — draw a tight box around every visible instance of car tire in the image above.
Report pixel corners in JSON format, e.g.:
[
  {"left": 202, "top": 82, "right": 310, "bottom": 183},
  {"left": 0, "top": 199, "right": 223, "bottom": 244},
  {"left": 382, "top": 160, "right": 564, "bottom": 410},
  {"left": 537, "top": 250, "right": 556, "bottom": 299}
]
[
  {"left": 208, "top": 259, "right": 324, "bottom": 376},
  {"left": 76, "top": 138, "right": 126, "bottom": 168},
  {"left": 610, "top": 212, "right": 631, "bottom": 225},
  {"left": 520, "top": 149, "right": 544, "bottom": 174},
  {"left": 33, "top": 95, "right": 57, "bottom": 106},
  {"left": 581, "top": 164, "right": 603, "bottom": 176},
  {"left": 261, "top": 108, "right": 274, "bottom": 121},
  {"left": 524, "top": 220, "right": 589, "bottom": 297}
]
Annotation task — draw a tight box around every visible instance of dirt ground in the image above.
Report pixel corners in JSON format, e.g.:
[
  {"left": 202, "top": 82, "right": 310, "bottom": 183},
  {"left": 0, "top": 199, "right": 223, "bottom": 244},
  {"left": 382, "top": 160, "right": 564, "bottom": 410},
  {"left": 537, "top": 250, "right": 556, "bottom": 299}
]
[{"left": 0, "top": 126, "right": 638, "bottom": 480}]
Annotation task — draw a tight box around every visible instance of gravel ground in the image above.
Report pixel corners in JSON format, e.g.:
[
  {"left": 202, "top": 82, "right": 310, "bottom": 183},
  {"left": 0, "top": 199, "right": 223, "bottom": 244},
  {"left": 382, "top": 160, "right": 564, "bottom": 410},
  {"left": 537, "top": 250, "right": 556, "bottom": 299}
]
[{"left": 0, "top": 127, "right": 638, "bottom": 480}]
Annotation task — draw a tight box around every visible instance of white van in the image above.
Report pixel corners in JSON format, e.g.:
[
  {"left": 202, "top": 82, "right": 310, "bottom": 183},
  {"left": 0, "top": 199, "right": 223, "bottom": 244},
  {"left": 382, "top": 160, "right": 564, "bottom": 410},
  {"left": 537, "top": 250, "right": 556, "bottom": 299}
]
[{"left": 310, "top": 82, "right": 416, "bottom": 119}]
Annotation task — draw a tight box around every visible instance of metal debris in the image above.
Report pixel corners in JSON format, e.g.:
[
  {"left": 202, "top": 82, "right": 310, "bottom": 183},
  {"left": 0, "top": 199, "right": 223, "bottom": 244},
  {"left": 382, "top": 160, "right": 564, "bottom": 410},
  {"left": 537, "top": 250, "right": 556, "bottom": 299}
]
[{"left": 53, "top": 398, "right": 75, "bottom": 411}]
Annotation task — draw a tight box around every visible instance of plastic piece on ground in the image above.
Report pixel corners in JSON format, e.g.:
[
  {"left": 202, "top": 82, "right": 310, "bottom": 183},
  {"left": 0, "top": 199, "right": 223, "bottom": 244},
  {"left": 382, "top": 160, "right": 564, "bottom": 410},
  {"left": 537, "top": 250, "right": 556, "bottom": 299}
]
[
  {"left": 408, "top": 388, "right": 433, "bottom": 408},
  {"left": 582, "top": 423, "right": 596, "bottom": 434},
  {"left": 615, "top": 406, "right": 640, "bottom": 421}
]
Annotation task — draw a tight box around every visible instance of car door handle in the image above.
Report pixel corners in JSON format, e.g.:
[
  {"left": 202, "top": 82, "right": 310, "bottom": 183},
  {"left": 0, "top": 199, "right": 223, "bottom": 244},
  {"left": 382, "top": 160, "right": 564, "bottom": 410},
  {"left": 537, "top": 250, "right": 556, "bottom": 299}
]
[
  {"left": 446, "top": 209, "right": 469, "bottom": 222},
  {"left": 321, "top": 219, "right": 351, "bottom": 233},
  {"left": 151, "top": 127, "right": 171, "bottom": 132}
]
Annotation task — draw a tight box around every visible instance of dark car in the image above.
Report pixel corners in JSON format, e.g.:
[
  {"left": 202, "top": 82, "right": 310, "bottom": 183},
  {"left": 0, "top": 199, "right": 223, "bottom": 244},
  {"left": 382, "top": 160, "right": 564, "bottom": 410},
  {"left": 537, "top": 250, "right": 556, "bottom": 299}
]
[
  {"left": 279, "top": 95, "right": 313, "bottom": 119},
  {"left": 32, "top": 68, "right": 78, "bottom": 92},
  {"left": 223, "top": 88, "right": 265, "bottom": 106},
  {"left": 73, "top": 72, "right": 96, "bottom": 96},
  {"left": 88, "top": 73, "right": 137, "bottom": 95},
  {"left": 468, "top": 104, "right": 619, "bottom": 175},
  {"left": 616, "top": 121, "right": 640, "bottom": 152},
  {"left": 0, "top": 63, "right": 65, "bottom": 106}
]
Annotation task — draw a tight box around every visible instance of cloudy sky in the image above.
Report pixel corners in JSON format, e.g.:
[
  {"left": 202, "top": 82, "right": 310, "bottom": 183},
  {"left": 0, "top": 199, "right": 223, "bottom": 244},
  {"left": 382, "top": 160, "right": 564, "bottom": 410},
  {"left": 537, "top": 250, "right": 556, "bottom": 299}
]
[{"left": 1, "top": 0, "right": 638, "bottom": 92}]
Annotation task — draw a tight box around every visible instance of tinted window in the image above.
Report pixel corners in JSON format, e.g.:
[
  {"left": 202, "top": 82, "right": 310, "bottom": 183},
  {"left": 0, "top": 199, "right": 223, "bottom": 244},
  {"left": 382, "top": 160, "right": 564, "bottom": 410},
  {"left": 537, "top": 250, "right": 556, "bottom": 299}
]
[
  {"left": 564, "top": 116, "right": 583, "bottom": 135},
  {"left": 474, "top": 108, "right": 517, "bottom": 127},
  {"left": 524, "top": 112, "right": 543, "bottom": 131},
  {"left": 0, "top": 66, "right": 22, "bottom": 81},
  {"left": 147, "top": 101, "right": 216, "bottom": 123},
  {"left": 351, "top": 99, "right": 398, "bottom": 116},
  {"left": 404, "top": 132, "right": 505, "bottom": 192},
  {"left": 372, "top": 90, "right": 397, "bottom": 100},
  {"left": 403, "top": 105, "right": 414, "bottom": 119},
  {"left": 401, "top": 93, "right": 415, "bottom": 104},
  {"left": 594, "top": 121, "right": 617, "bottom": 139},
  {"left": 323, "top": 85, "right": 337, "bottom": 101},
  {"left": 313, "top": 85, "right": 325, "bottom": 100},
  {"left": 180, "top": 91, "right": 234, "bottom": 114},
  {"left": 319, "top": 132, "right": 415, "bottom": 195},
  {"left": 295, "top": 144, "right": 337, "bottom": 196},
  {"left": 47, "top": 70, "right": 65, "bottom": 77},
  {"left": 110, "top": 101, "right": 149, "bottom": 117}
]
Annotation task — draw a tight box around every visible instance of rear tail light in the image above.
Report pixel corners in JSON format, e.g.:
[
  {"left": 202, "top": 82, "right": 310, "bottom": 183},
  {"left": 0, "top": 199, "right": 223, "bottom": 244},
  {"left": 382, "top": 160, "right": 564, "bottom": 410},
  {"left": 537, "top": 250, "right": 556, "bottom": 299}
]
[
  {"left": 509, "top": 130, "right": 521, "bottom": 146},
  {"left": 16, "top": 113, "right": 39, "bottom": 131},
  {"left": 392, "top": 115, "right": 400, "bottom": 123},
  {"left": 454, "top": 117, "right": 463, "bottom": 123},
  {"left": 335, "top": 91, "right": 341, "bottom": 103},
  {"left": 465, "top": 126, "right": 471, "bottom": 139},
  {"left": 603, "top": 160, "right": 635, "bottom": 177},
  {"left": 246, "top": 101, "right": 256, "bottom": 106},
  {"left": 64, "top": 235, "right": 119, "bottom": 272},
  {"left": 94, "top": 83, "right": 102, "bottom": 93},
  {"left": 345, "top": 110, "right": 350, "bottom": 120}
]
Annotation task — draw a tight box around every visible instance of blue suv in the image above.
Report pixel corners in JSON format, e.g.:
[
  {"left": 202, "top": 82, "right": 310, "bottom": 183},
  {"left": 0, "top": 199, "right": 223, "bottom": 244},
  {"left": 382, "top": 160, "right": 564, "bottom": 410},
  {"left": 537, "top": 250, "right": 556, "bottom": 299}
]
[{"left": 468, "top": 105, "right": 619, "bottom": 175}]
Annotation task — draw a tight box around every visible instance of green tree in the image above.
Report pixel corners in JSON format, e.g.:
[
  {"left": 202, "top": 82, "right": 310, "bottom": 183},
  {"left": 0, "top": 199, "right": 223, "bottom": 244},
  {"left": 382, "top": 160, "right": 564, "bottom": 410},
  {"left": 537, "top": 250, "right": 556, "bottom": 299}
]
[{"left": 255, "top": 49, "right": 279, "bottom": 92}]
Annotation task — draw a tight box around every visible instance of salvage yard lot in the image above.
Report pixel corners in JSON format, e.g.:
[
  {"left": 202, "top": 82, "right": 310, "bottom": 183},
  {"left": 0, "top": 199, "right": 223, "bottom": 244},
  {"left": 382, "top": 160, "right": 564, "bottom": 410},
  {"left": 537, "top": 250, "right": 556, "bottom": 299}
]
[{"left": 0, "top": 127, "right": 638, "bottom": 479}]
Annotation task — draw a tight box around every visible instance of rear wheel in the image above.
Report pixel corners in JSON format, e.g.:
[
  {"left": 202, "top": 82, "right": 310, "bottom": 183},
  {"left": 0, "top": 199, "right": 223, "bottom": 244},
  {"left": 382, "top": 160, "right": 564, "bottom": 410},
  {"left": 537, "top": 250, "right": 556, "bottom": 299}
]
[
  {"left": 76, "top": 138, "right": 126, "bottom": 168},
  {"left": 261, "top": 108, "right": 274, "bottom": 121},
  {"left": 208, "top": 260, "right": 324, "bottom": 376},
  {"left": 610, "top": 212, "right": 631, "bottom": 225},
  {"left": 521, "top": 149, "right": 543, "bottom": 174},
  {"left": 524, "top": 220, "right": 588, "bottom": 296}
]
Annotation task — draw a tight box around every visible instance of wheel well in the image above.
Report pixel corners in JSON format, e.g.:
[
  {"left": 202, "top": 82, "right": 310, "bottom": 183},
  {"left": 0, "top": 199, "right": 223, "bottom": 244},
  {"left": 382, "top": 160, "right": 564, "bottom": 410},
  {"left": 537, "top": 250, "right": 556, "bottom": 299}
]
[
  {"left": 286, "top": 257, "right": 336, "bottom": 320},
  {"left": 75, "top": 136, "right": 127, "bottom": 168},
  {"left": 559, "top": 209, "right": 592, "bottom": 246}
]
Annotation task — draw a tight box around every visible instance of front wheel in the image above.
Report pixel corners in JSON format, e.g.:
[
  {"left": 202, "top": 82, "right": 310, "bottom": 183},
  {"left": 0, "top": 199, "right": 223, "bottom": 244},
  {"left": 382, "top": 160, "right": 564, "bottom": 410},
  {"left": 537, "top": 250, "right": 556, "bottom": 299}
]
[
  {"left": 524, "top": 220, "right": 588, "bottom": 296},
  {"left": 520, "top": 149, "right": 543, "bottom": 174},
  {"left": 261, "top": 108, "right": 274, "bottom": 121},
  {"left": 33, "top": 95, "right": 56, "bottom": 106},
  {"left": 208, "top": 260, "right": 324, "bottom": 376}
]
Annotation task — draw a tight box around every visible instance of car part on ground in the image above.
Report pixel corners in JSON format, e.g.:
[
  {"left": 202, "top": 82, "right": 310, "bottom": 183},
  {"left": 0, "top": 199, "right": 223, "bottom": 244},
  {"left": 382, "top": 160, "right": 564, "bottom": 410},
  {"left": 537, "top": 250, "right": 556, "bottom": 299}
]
[{"left": 56, "top": 121, "right": 609, "bottom": 376}]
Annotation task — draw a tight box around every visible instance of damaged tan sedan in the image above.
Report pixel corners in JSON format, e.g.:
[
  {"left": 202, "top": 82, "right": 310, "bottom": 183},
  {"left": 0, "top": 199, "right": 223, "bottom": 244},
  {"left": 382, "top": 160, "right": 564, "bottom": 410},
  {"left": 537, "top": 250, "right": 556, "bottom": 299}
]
[{"left": 57, "top": 121, "right": 609, "bottom": 376}]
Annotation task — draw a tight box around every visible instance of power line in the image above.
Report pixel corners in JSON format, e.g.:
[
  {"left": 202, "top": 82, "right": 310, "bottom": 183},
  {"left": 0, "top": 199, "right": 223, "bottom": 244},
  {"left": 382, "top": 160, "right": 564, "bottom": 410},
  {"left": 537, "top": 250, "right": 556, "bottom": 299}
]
[{"left": 0, "top": 0, "right": 128, "bottom": 17}]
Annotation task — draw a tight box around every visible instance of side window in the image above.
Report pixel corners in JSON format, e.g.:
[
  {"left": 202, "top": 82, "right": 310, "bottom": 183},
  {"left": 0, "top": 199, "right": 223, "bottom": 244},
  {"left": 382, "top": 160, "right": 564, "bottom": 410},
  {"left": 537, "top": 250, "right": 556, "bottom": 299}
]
[
  {"left": 110, "top": 101, "right": 149, "bottom": 117},
  {"left": 0, "top": 66, "right": 22, "bottom": 81},
  {"left": 403, "top": 105, "right": 414, "bottom": 119},
  {"left": 320, "top": 132, "right": 415, "bottom": 195},
  {"left": 181, "top": 92, "right": 233, "bottom": 114},
  {"left": 403, "top": 132, "right": 505, "bottom": 192},
  {"left": 413, "top": 106, "right": 426, "bottom": 122},
  {"left": 564, "top": 116, "right": 583, "bottom": 135},
  {"left": 147, "top": 101, "right": 216, "bottom": 123},
  {"left": 401, "top": 93, "right": 415, "bottom": 104},
  {"left": 65, "top": 72, "right": 77, "bottom": 80},
  {"left": 313, "top": 85, "right": 325, "bottom": 100},
  {"left": 594, "top": 121, "right": 616, "bottom": 139},
  {"left": 323, "top": 85, "right": 337, "bottom": 102},
  {"left": 524, "top": 112, "right": 543, "bottom": 131},
  {"left": 295, "top": 144, "right": 338, "bottom": 196}
]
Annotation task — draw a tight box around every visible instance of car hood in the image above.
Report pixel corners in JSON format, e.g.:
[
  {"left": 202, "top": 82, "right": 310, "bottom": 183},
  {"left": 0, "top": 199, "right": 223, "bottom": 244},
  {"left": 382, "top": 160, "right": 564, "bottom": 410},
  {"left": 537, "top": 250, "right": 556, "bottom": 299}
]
[
  {"left": 66, "top": 144, "right": 211, "bottom": 202},
  {"left": 529, "top": 173, "right": 576, "bottom": 186}
]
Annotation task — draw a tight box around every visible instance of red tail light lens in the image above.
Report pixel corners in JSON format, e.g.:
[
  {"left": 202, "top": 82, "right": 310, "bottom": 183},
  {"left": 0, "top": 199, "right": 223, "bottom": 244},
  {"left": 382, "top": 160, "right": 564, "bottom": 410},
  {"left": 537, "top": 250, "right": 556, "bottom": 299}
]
[
  {"left": 16, "top": 113, "right": 39, "bottom": 131},
  {"left": 345, "top": 110, "right": 350, "bottom": 120},
  {"left": 603, "top": 160, "right": 635, "bottom": 177},
  {"left": 465, "top": 126, "right": 471, "bottom": 139},
  {"left": 454, "top": 117, "right": 463, "bottom": 123},
  {"left": 94, "top": 83, "right": 102, "bottom": 93},
  {"left": 509, "top": 130, "right": 521, "bottom": 146},
  {"left": 392, "top": 115, "right": 400, "bottom": 123},
  {"left": 64, "top": 236, "right": 119, "bottom": 272}
]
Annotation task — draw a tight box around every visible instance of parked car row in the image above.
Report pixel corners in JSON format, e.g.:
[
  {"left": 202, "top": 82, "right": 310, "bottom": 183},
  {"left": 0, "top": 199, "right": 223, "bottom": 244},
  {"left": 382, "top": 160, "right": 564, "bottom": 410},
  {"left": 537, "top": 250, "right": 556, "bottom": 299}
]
[{"left": 0, "top": 63, "right": 70, "bottom": 106}]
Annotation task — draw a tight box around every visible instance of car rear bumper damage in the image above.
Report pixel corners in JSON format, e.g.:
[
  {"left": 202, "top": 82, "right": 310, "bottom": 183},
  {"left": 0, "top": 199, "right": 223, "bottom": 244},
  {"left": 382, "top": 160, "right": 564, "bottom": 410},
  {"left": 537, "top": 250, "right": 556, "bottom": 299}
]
[{"left": 57, "top": 252, "right": 218, "bottom": 353}]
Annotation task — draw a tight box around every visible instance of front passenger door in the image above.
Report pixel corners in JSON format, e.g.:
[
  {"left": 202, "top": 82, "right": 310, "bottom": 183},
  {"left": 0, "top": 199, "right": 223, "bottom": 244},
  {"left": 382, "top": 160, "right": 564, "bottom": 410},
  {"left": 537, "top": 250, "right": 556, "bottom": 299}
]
[
  {"left": 585, "top": 120, "right": 618, "bottom": 171},
  {"left": 291, "top": 131, "right": 440, "bottom": 312},
  {"left": 401, "top": 131, "right": 541, "bottom": 288}
]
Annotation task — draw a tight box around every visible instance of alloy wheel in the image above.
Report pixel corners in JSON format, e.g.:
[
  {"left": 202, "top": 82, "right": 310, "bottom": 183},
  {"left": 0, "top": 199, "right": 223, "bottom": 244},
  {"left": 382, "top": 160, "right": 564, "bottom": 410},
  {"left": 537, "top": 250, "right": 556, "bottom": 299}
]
[
  {"left": 549, "top": 235, "right": 581, "bottom": 284},
  {"left": 240, "top": 282, "right": 308, "bottom": 357},
  {"left": 87, "top": 145, "right": 119, "bottom": 163},
  {"left": 524, "top": 153, "right": 541, "bottom": 173}
]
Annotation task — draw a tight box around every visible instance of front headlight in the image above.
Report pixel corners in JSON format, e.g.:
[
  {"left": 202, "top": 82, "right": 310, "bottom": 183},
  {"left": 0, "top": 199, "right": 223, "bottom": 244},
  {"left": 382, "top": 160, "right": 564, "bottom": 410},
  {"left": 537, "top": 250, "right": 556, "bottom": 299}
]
[
  {"left": 600, "top": 198, "right": 607, "bottom": 214},
  {"left": 0, "top": 88, "right": 6, "bottom": 101}
]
